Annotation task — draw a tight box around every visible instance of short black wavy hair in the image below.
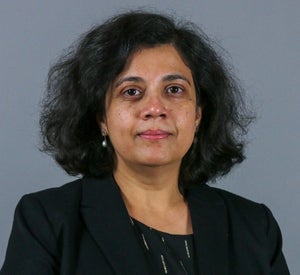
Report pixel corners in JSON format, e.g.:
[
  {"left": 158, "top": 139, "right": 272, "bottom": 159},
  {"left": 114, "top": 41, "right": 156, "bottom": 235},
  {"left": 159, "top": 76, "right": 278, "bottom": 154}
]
[{"left": 40, "top": 10, "right": 253, "bottom": 188}]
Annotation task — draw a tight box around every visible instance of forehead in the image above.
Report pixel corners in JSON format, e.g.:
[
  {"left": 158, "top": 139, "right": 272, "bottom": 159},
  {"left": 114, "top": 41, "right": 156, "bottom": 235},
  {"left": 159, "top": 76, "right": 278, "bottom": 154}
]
[{"left": 117, "top": 44, "right": 193, "bottom": 81}]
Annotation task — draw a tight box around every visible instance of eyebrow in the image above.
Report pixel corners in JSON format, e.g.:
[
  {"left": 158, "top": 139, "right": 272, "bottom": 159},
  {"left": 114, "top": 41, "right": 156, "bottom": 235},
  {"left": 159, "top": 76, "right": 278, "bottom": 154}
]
[
  {"left": 114, "top": 74, "right": 191, "bottom": 88},
  {"left": 114, "top": 76, "right": 144, "bottom": 88},
  {"left": 162, "top": 74, "right": 191, "bottom": 86}
]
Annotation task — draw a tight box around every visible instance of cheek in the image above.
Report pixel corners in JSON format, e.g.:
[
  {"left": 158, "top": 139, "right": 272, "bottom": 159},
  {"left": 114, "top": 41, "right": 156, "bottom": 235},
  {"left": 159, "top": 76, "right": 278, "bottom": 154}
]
[
  {"left": 106, "top": 106, "right": 135, "bottom": 134},
  {"left": 175, "top": 108, "right": 197, "bottom": 132}
]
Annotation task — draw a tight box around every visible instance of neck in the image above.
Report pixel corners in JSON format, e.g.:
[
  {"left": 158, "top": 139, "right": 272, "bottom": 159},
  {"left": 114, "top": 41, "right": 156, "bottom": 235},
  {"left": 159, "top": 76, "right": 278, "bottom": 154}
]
[
  {"left": 113, "top": 161, "right": 192, "bottom": 234},
  {"left": 113, "top": 161, "right": 183, "bottom": 210}
]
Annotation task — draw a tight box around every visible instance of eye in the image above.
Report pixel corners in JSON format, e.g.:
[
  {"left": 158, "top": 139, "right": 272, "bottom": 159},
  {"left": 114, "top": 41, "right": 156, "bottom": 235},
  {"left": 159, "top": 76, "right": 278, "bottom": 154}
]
[
  {"left": 166, "top": 86, "right": 184, "bottom": 95},
  {"left": 123, "top": 88, "right": 142, "bottom": 97}
]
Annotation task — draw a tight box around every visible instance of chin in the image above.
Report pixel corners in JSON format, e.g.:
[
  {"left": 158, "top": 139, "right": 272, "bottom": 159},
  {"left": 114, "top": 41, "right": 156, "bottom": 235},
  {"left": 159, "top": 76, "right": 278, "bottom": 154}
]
[{"left": 136, "top": 156, "right": 181, "bottom": 168}]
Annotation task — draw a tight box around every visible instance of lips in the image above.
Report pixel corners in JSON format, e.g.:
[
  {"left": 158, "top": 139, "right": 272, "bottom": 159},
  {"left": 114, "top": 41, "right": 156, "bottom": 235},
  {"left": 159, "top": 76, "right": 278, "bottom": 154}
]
[{"left": 138, "top": 130, "right": 171, "bottom": 140}]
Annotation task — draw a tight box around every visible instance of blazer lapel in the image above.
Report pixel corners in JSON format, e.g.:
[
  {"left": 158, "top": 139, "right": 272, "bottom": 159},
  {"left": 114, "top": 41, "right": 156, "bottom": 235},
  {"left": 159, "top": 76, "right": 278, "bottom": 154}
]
[
  {"left": 80, "top": 176, "right": 152, "bottom": 275},
  {"left": 187, "top": 184, "right": 230, "bottom": 275}
]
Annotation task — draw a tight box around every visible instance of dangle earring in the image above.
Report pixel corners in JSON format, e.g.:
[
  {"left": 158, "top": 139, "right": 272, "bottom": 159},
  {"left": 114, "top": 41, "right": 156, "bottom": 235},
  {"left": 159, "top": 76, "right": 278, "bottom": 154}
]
[
  {"left": 102, "top": 135, "right": 107, "bottom": 148},
  {"left": 101, "top": 129, "right": 108, "bottom": 148}
]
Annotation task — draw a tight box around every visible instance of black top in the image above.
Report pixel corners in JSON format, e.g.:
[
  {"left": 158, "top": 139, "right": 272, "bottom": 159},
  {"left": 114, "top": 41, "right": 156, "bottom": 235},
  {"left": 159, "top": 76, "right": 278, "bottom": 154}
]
[
  {"left": 0, "top": 176, "right": 290, "bottom": 274},
  {"left": 130, "top": 217, "right": 196, "bottom": 274}
]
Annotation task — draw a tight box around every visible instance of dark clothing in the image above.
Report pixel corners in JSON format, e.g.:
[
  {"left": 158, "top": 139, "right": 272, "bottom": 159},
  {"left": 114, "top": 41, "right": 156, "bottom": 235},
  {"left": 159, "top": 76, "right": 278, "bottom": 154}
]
[
  {"left": 1, "top": 176, "right": 290, "bottom": 274},
  {"left": 130, "top": 217, "right": 196, "bottom": 274}
]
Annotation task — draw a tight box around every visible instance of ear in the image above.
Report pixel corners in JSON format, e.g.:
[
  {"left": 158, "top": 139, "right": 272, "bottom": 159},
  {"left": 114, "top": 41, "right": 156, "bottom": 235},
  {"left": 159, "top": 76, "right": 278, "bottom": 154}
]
[
  {"left": 195, "top": 106, "right": 202, "bottom": 129},
  {"left": 96, "top": 113, "right": 108, "bottom": 134}
]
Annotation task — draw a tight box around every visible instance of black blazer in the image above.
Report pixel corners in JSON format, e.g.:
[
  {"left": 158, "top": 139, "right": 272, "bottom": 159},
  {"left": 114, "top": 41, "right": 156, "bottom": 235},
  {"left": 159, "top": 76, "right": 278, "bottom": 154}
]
[{"left": 1, "top": 176, "right": 289, "bottom": 275}]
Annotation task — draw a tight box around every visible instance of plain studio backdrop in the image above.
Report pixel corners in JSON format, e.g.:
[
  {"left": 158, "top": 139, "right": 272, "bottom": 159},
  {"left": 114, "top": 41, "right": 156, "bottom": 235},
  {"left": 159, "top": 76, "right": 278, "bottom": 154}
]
[{"left": 0, "top": 0, "right": 299, "bottom": 273}]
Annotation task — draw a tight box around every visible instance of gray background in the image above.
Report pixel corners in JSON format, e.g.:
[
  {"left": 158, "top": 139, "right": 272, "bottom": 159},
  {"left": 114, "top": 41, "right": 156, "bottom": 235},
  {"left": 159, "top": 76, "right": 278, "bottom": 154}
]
[{"left": 0, "top": 0, "right": 299, "bottom": 273}]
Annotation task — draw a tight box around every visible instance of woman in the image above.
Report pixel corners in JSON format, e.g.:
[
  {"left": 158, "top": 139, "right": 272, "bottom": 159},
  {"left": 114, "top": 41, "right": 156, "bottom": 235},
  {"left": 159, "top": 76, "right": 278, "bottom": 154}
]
[{"left": 1, "top": 11, "right": 289, "bottom": 274}]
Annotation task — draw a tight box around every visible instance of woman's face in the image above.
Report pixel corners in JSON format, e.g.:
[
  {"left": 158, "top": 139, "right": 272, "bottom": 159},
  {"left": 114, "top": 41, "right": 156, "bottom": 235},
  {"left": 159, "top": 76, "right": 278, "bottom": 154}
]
[{"left": 100, "top": 44, "right": 201, "bottom": 171}]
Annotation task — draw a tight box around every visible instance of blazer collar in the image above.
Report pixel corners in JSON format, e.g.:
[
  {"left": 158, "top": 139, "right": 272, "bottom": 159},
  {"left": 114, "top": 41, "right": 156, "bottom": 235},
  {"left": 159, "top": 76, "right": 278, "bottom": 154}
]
[
  {"left": 81, "top": 176, "right": 229, "bottom": 274},
  {"left": 80, "top": 176, "right": 153, "bottom": 275},
  {"left": 187, "top": 184, "right": 230, "bottom": 274}
]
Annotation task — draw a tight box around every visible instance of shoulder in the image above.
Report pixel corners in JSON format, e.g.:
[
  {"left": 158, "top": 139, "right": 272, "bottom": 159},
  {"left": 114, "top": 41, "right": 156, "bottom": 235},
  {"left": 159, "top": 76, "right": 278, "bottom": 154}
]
[
  {"left": 188, "top": 183, "right": 276, "bottom": 230},
  {"left": 1, "top": 179, "right": 86, "bottom": 273},
  {"left": 188, "top": 183, "right": 285, "bottom": 247},
  {"left": 211, "top": 185, "right": 278, "bottom": 225},
  {"left": 209, "top": 185, "right": 265, "bottom": 212},
  {"left": 20, "top": 178, "right": 82, "bottom": 208},
  {"left": 16, "top": 178, "right": 83, "bottom": 233},
  {"left": 200, "top": 185, "right": 289, "bottom": 272},
  {"left": 188, "top": 183, "right": 265, "bottom": 208}
]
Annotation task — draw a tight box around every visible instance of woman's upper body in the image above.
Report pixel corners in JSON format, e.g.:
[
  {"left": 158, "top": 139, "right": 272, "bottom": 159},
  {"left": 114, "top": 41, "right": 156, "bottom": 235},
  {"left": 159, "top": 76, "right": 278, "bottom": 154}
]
[
  {"left": 0, "top": 176, "right": 289, "bottom": 275},
  {"left": 1, "top": 10, "right": 290, "bottom": 274}
]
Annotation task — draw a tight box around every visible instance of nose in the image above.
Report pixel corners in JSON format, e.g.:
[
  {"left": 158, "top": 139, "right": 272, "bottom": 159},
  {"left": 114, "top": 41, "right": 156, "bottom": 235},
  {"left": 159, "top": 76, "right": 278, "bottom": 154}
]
[{"left": 140, "top": 94, "right": 167, "bottom": 120}]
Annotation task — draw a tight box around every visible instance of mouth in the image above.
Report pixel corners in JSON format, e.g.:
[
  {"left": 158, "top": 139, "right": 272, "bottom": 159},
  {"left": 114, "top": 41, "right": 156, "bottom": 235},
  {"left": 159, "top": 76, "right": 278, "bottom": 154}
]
[{"left": 137, "top": 130, "right": 171, "bottom": 140}]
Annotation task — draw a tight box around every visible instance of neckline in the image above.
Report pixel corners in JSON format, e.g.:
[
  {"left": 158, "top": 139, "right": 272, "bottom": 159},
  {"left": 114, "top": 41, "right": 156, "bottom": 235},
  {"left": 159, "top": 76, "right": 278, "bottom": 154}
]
[{"left": 130, "top": 216, "right": 194, "bottom": 238}]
